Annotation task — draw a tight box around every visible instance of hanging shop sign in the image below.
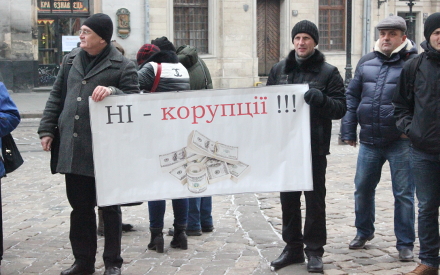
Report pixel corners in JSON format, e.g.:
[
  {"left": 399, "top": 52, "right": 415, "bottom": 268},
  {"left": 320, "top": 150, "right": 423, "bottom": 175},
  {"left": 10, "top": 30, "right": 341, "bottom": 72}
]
[
  {"left": 37, "top": 0, "right": 89, "bottom": 14},
  {"left": 116, "top": 8, "right": 130, "bottom": 39}
]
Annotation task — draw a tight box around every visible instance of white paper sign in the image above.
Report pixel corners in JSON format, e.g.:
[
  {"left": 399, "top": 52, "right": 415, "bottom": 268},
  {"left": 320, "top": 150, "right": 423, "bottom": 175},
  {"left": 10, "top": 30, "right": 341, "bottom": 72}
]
[
  {"left": 62, "top": 36, "right": 80, "bottom": 52},
  {"left": 90, "top": 85, "right": 312, "bottom": 206}
]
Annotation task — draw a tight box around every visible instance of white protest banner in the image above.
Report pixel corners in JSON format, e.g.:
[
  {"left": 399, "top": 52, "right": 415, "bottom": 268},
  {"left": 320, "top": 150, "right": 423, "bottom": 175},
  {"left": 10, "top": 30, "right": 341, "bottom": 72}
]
[{"left": 90, "top": 84, "right": 312, "bottom": 206}]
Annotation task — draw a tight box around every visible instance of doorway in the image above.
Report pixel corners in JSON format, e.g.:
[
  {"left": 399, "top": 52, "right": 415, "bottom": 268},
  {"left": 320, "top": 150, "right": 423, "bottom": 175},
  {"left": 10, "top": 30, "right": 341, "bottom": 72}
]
[
  {"left": 257, "top": 0, "right": 281, "bottom": 76},
  {"left": 37, "top": 17, "right": 84, "bottom": 86}
]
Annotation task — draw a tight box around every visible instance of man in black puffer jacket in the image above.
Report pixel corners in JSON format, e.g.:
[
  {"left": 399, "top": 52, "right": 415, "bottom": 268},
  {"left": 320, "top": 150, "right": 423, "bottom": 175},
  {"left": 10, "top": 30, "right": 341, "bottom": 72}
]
[
  {"left": 341, "top": 16, "right": 417, "bottom": 261},
  {"left": 266, "top": 20, "right": 346, "bottom": 273}
]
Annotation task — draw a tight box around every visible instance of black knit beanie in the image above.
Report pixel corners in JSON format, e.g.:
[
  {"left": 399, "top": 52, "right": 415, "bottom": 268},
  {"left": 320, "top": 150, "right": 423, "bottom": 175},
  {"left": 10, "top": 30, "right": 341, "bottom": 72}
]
[
  {"left": 291, "top": 20, "right": 319, "bottom": 45},
  {"left": 151, "top": 36, "right": 176, "bottom": 52},
  {"left": 424, "top": 13, "right": 440, "bottom": 42},
  {"left": 83, "top": 13, "right": 113, "bottom": 44}
]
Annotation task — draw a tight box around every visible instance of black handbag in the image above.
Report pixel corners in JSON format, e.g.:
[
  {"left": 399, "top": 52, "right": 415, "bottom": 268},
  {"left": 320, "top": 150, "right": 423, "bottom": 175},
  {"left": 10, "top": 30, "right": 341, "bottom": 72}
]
[
  {"left": 1, "top": 133, "right": 24, "bottom": 174},
  {"left": 50, "top": 127, "right": 60, "bottom": 174}
]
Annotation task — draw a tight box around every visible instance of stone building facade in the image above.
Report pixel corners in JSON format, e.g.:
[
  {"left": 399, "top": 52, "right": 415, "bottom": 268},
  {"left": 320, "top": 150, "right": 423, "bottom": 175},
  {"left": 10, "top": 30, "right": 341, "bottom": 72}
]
[{"left": 1, "top": 0, "right": 439, "bottom": 92}]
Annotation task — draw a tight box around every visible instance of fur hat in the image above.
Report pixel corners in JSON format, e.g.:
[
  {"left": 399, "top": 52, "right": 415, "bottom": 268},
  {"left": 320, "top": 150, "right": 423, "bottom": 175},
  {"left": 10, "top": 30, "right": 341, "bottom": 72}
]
[
  {"left": 376, "top": 16, "right": 407, "bottom": 33},
  {"left": 424, "top": 13, "right": 440, "bottom": 42},
  {"left": 83, "top": 13, "right": 113, "bottom": 44},
  {"left": 151, "top": 36, "right": 176, "bottom": 52},
  {"left": 291, "top": 20, "right": 319, "bottom": 45},
  {"left": 136, "top": 44, "right": 161, "bottom": 66}
]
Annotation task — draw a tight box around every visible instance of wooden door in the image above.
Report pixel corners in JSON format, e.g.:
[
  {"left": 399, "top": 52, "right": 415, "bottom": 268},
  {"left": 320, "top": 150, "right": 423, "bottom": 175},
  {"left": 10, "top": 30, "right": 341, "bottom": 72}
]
[{"left": 257, "top": 0, "right": 280, "bottom": 76}]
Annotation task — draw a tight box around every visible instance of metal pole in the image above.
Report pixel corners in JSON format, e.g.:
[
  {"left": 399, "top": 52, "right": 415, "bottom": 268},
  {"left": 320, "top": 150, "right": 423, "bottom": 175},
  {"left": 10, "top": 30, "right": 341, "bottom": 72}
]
[
  {"left": 339, "top": 0, "right": 353, "bottom": 145},
  {"left": 408, "top": 0, "right": 414, "bottom": 41},
  {"left": 345, "top": 0, "right": 353, "bottom": 87}
]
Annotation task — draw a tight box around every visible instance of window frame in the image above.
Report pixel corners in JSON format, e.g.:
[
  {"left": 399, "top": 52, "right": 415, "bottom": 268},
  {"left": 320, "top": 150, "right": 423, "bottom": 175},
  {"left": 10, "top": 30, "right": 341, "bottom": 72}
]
[
  {"left": 318, "top": 0, "right": 346, "bottom": 51},
  {"left": 172, "top": 0, "right": 211, "bottom": 55}
]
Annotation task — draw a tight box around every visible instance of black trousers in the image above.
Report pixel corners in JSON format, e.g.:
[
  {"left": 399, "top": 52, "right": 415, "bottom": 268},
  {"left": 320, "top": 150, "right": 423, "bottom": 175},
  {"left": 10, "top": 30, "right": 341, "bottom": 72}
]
[
  {"left": 280, "top": 155, "right": 327, "bottom": 257},
  {"left": 65, "top": 174, "right": 122, "bottom": 269}
]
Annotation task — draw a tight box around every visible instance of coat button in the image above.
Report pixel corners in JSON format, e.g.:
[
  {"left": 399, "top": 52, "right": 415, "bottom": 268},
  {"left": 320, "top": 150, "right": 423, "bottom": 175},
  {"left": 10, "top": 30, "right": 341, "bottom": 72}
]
[
  {"left": 73, "top": 133, "right": 78, "bottom": 137},
  {"left": 77, "top": 97, "right": 82, "bottom": 101},
  {"left": 74, "top": 115, "right": 79, "bottom": 120},
  {"left": 82, "top": 80, "right": 87, "bottom": 84}
]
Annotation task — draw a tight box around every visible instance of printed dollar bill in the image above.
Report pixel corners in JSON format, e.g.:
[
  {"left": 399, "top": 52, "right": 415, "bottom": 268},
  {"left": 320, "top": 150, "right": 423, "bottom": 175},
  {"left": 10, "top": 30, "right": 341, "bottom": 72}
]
[
  {"left": 159, "top": 147, "right": 199, "bottom": 172},
  {"left": 187, "top": 130, "right": 239, "bottom": 164},
  {"left": 205, "top": 159, "right": 231, "bottom": 184},
  {"left": 227, "top": 161, "right": 251, "bottom": 183},
  {"left": 186, "top": 163, "right": 208, "bottom": 193},
  {"left": 169, "top": 156, "right": 206, "bottom": 184}
]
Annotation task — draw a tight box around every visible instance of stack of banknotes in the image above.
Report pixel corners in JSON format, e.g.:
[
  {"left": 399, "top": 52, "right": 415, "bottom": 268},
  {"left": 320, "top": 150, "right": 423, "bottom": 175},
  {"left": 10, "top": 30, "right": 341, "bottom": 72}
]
[{"left": 159, "top": 130, "right": 251, "bottom": 192}]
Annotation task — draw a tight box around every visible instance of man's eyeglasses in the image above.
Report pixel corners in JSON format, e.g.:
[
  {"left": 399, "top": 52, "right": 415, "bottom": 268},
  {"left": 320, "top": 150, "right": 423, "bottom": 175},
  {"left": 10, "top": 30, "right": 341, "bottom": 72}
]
[{"left": 79, "top": 29, "right": 92, "bottom": 35}]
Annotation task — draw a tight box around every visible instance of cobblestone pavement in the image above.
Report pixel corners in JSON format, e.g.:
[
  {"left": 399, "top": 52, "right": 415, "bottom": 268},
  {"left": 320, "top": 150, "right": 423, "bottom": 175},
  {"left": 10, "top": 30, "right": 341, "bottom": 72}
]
[{"left": 1, "top": 118, "right": 418, "bottom": 274}]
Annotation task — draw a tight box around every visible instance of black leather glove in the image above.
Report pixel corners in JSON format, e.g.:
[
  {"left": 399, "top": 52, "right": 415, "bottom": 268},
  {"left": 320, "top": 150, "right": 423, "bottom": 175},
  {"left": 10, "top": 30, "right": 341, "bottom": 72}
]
[{"left": 304, "top": 88, "right": 327, "bottom": 107}]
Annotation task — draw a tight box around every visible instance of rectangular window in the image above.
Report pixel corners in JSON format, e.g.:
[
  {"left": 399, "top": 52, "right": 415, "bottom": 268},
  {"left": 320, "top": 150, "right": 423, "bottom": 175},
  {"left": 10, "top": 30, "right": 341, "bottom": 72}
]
[
  {"left": 319, "top": 0, "right": 345, "bottom": 51},
  {"left": 174, "top": 0, "right": 209, "bottom": 54}
]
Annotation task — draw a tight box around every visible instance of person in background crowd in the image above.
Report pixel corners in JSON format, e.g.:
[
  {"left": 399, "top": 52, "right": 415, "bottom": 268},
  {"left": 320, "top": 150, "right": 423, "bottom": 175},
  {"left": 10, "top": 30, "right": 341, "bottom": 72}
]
[
  {"left": 393, "top": 12, "right": 440, "bottom": 275},
  {"left": 38, "top": 13, "right": 139, "bottom": 275},
  {"left": 94, "top": 40, "right": 136, "bottom": 237},
  {"left": 161, "top": 44, "right": 215, "bottom": 237},
  {"left": 136, "top": 42, "right": 190, "bottom": 253},
  {"left": 266, "top": 20, "right": 346, "bottom": 273},
  {"left": 0, "top": 74, "right": 21, "bottom": 275},
  {"left": 340, "top": 16, "right": 416, "bottom": 262}
]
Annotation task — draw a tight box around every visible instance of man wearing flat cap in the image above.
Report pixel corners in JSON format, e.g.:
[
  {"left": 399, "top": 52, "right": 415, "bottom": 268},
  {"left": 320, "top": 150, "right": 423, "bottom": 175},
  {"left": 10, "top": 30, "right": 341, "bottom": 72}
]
[
  {"left": 38, "top": 13, "right": 139, "bottom": 275},
  {"left": 394, "top": 12, "right": 440, "bottom": 275},
  {"left": 341, "top": 15, "right": 417, "bottom": 260},
  {"left": 267, "top": 20, "right": 346, "bottom": 273}
]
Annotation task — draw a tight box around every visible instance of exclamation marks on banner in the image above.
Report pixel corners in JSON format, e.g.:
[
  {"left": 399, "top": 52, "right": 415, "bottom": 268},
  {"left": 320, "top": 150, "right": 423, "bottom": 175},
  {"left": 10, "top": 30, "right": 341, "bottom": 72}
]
[
  {"left": 292, "top": 94, "right": 296, "bottom": 112},
  {"left": 278, "top": 95, "right": 296, "bottom": 113}
]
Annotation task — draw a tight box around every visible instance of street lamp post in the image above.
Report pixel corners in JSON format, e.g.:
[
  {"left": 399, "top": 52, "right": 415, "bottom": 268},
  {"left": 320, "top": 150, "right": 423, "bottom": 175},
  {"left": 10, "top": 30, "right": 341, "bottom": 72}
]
[
  {"left": 339, "top": 0, "right": 353, "bottom": 145},
  {"left": 400, "top": 0, "right": 416, "bottom": 41},
  {"left": 345, "top": 0, "right": 353, "bottom": 88}
]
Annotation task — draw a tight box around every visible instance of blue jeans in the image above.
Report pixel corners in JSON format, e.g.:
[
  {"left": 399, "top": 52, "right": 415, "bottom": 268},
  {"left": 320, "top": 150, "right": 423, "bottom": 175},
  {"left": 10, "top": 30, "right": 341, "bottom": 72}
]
[
  {"left": 148, "top": 199, "right": 188, "bottom": 228},
  {"left": 411, "top": 147, "right": 440, "bottom": 268},
  {"left": 188, "top": 197, "right": 213, "bottom": 231},
  {"left": 354, "top": 139, "right": 415, "bottom": 250}
]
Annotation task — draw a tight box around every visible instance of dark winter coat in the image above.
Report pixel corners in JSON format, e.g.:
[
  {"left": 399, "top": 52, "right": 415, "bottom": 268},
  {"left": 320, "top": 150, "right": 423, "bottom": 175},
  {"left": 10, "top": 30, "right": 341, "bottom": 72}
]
[
  {"left": 393, "top": 41, "right": 440, "bottom": 154},
  {"left": 176, "top": 45, "right": 213, "bottom": 90},
  {"left": 341, "top": 39, "right": 417, "bottom": 147},
  {"left": 38, "top": 46, "right": 140, "bottom": 177},
  {"left": 0, "top": 82, "right": 20, "bottom": 177},
  {"left": 137, "top": 51, "right": 190, "bottom": 92},
  {"left": 266, "top": 49, "right": 346, "bottom": 155}
]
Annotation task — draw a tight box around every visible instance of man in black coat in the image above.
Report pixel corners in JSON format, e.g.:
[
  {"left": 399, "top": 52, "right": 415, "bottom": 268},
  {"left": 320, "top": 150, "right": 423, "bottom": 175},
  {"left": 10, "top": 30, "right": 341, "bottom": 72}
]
[
  {"left": 38, "top": 13, "right": 139, "bottom": 275},
  {"left": 393, "top": 12, "right": 440, "bottom": 275},
  {"left": 266, "top": 20, "right": 346, "bottom": 273}
]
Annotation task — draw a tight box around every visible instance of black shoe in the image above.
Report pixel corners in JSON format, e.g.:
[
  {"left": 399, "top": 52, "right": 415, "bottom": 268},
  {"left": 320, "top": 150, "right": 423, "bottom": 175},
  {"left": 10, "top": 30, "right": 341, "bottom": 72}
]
[
  {"left": 202, "top": 226, "right": 214, "bottom": 232},
  {"left": 186, "top": 229, "right": 202, "bottom": 236},
  {"left": 147, "top": 227, "right": 164, "bottom": 253},
  {"left": 170, "top": 231, "right": 188, "bottom": 250},
  {"left": 167, "top": 228, "right": 174, "bottom": 236},
  {"left": 399, "top": 248, "right": 414, "bottom": 262},
  {"left": 104, "top": 266, "right": 121, "bottom": 275},
  {"left": 349, "top": 234, "right": 374, "bottom": 249},
  {"left": 270, "top": 250, "right": 305, "bottom": 270},
  {"left": 122, "top": 223, "right": 134, "bottom": 232},
  {"left": 60, "top": 263, "right": 95, "bottom": 275},
  {"left": 307, "top": 256, "right": 323, "bottom": 273}
]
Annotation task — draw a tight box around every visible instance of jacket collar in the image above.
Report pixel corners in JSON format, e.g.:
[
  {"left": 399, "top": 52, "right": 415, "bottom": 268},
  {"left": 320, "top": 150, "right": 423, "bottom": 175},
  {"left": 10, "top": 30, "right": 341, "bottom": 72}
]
[
  {"left": 284, "top": 49, "right": 325, "bottom": 74},
  {"left": 71, "top": 46, "right": 123, "bottom": 79},
  {"left": 373, "top": 39, "right": 417, "bottom": 61}
]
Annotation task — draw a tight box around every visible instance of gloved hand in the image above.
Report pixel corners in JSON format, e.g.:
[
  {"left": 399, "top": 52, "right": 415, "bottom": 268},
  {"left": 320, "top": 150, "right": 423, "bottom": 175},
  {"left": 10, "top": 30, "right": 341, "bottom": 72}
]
[{"left": 304, "top": 88, "right": 327, "bottom": 107}]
